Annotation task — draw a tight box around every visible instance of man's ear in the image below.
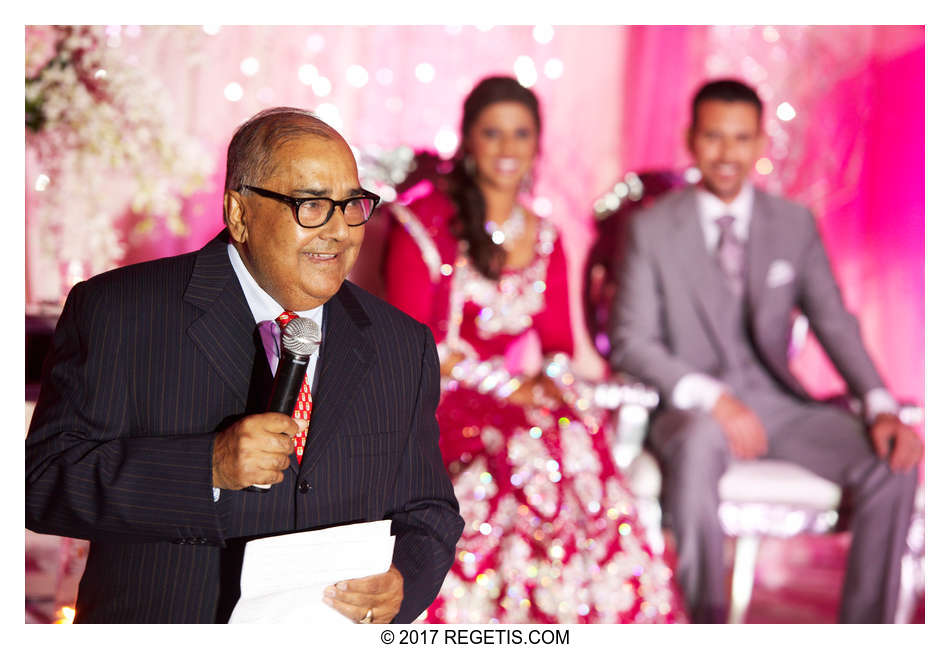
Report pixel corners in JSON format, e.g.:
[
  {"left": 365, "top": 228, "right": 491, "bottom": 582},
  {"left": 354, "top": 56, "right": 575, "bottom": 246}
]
[
  {"left": 224, "top": 190, "right": 248, "bottom": 243},
  {"left": 684, "top": 125, "right": 695, "bottom": 157}
]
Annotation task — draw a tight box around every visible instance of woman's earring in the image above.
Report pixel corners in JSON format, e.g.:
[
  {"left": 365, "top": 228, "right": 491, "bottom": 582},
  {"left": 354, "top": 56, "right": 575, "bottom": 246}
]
[{"left": 519, "top": 167, "right": 535, "bottom": 195}]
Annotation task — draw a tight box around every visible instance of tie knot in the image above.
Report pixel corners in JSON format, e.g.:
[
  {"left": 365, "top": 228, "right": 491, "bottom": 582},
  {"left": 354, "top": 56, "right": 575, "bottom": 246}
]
[
  {"left": 275, "top": 310, "right": 299, "bottom": 330},
  {"left": 715, "top": 214, "right": 736, "bottom": 232}
]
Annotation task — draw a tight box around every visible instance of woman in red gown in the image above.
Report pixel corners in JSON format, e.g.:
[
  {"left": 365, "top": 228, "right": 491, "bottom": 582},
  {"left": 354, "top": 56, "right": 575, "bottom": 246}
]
[{"left": 384, "top": 76, "right": 685, "bottom": 623}]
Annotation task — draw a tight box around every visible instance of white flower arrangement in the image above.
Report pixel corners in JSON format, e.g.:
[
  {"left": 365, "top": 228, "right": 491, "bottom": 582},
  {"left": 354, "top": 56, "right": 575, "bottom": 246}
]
[{"left": 26, "top": 25, "right": 212, "bottom": 299}]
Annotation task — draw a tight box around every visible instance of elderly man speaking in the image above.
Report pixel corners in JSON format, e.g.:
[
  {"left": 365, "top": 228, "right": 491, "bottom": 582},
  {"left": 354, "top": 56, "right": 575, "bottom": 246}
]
[{"left": 26, "top": 107, "right": 463, "bottom": 624}]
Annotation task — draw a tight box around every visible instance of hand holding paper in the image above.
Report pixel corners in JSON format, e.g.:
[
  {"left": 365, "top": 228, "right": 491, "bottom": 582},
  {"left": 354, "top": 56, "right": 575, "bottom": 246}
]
[
  {"left": 228, "top": 520, "right": 395, "bottom": 624},
  {"left": 323, "top": 564, "right": 404, "bottom": 624}
]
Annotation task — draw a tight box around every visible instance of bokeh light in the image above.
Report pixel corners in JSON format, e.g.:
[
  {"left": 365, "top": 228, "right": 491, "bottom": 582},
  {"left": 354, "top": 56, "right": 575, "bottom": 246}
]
[
  {"left": 544, "top": 58, "right": 564, "bottom": 79},
  {"left": 311, "top": 76, "right": 332, "bottom": 97},
  {"left": 298, "top": 64, "right": 319, "bottom": 85},
  {"left": 434, "top": 127, "right": 459, "bottom": 158},
  {"left": 514, "top": 56, "right": 537, "bottom": 87},
  {"left": 346, "top": 64, "right": 369, "bottom": 88},
  {"left": 315, "top": 103, "right": 343, "bottom": 131},
  {"left": 415, "top": 62, "right": 436, "bottom": 83},
  {"left": 776, "top": 101, "right": 797, "bottom": 121},
  {"left": 306, "top": 33, "right": 325, "bottom": 52},
  {"left": 224, "top": 82, "right": 243, "bottom": 101},
  {"left": 533, "top": 25, "right": 554, "bottom": 44},
  {"left": 240, "top": 57, "right": 259, "bottom": 76}
]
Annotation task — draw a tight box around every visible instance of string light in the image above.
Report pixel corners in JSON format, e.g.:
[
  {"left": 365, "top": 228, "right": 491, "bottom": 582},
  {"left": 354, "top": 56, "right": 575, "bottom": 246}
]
[
  {"left": 514, "top": 56, "right": 537, "bottom": 87},
  {"left": 544, "top": 58, "right": 564, "bottom": 79},
  {"left": 298, "top": 64, "right": 319, "bottom": 85},
  {"left": 224, "top": 82, "right": 243, "bottom": 102},
  {"left": 776, "top": 101, "right": 797, "bottom": 121},
  {"left": 532, "top": 25, "right": 554, "bottom": 44},
  {"left": 314, "top": 103, "right": 343, "bottom": 131},
  {"left": 415, "top": 62, "right": 435, "bottom": 83},
  {"left": 434, "top": 127, "right": 459, "bottom": 158},
  {"left": 53, "top": 606, "right": 75, "bottom": 624},
  {"left": 306, "top": 33, "right": 325, "bottom": 52},
  {"left": 346, "top": 64, "right": 369, "bottom": 88},
  {"left": 311, "top": 76, "right": 332, "bottom": 97},
  {"left": 240, "top": 57, "right": 260, "bottom": 76}
]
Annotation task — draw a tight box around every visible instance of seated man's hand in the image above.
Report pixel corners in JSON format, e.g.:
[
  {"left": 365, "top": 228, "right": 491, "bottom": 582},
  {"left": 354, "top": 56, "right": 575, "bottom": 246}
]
[
  {"left": 869, "top": 413, "right": 922, "bottom": 473},
  {"left": 711, "top": 392, "right": 768, "bottom": 460},
  {"left": 212, "top": 413, "right": 296, "bottom": 490},
  {"left": 323, "top": 564, "right": 404, "bottom": 624}
]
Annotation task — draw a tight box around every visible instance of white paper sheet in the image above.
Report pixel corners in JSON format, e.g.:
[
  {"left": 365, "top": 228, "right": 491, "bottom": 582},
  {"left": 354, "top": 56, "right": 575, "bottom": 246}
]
[{"left": 228, "top": 520, "right": 394, "bottom": 624}]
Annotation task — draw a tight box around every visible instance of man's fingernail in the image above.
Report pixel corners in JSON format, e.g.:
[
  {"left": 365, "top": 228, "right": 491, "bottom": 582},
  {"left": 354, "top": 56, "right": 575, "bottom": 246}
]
[
  {"left": 325, "top": 588, "right": 336, "bottom": 598},
  {"left": 337, "top": 582, "right": 347, "bottom": 591}
]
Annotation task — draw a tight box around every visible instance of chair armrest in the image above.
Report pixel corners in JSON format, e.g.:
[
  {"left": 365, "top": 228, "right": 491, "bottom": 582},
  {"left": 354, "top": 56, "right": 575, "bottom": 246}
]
[{"left": 593, "top": 372, "right": 659, "bottom": 469}]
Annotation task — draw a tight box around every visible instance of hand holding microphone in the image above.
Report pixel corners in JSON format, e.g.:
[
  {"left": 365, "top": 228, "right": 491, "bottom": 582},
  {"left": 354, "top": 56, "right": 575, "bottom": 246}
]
[{"left": 212, "top": 316, "right": 321, "bottom": 491}]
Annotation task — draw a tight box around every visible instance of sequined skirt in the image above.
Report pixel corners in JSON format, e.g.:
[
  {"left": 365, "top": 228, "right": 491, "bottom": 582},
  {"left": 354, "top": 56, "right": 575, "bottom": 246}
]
[{"left": 424, "top": 386, "right": 687, "bottom": 623}]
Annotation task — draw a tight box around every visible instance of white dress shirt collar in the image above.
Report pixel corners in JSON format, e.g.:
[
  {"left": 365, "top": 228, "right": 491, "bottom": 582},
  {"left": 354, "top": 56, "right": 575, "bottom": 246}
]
[{"left": 695, "top": 181, "right": 755, "bottom": 252}]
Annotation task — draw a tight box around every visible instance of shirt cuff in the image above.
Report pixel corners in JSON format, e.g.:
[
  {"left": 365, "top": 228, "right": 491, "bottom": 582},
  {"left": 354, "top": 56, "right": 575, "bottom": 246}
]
[
  {"left": 671, "top": 373, "right": 726, "bottom": 411},
  {"left": 212, "top": 487, "right": 220, "bottom": 502},
  {"left": 865, "top": 387, "right": 899, "bottom": 424}
]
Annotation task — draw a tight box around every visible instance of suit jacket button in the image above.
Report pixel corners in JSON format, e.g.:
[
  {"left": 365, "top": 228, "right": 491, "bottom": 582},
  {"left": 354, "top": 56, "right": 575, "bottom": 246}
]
[{"left": 298, "top": 480, "right": 311, "bottom": 494}]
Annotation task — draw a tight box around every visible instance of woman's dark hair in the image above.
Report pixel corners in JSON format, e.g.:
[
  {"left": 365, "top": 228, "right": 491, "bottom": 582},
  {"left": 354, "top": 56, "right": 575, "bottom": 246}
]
[{"left": 448, "top": 76, "right": 541, "bottom": 280}]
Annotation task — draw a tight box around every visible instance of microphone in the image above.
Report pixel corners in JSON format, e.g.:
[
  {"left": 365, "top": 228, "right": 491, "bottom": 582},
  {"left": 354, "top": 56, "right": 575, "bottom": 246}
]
[
  {"left": 268, "top": 316, "right": 321, "bottom": 415},
  {"left": 249, "top": 316, "right": 321, "bottom": 491}
]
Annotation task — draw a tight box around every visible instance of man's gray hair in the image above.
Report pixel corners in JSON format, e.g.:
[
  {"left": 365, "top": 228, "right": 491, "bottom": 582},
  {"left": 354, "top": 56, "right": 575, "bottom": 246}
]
[{"left": 224, "top": 107, "right": 341, "bottom": 195}]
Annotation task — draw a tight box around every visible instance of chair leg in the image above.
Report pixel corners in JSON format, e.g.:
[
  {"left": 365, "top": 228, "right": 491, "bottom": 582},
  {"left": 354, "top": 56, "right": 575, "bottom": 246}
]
[{"left": 728, "top": 535, "right": 760, "bottom": 624}]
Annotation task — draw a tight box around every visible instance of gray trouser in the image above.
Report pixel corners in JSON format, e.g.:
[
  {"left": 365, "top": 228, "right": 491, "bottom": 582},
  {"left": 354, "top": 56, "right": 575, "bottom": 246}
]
[{"left": 649, "top": 388, "right": 918, "bottom": 623}]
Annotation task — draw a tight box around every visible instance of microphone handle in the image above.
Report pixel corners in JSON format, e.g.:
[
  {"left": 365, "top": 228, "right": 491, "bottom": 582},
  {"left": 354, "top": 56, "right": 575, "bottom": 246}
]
[
  {"left": 247, "top": 351, "right": 311, "bottom": 492},
  {"left": 267, "top": 352, "right": 310, "bottom": 415}
]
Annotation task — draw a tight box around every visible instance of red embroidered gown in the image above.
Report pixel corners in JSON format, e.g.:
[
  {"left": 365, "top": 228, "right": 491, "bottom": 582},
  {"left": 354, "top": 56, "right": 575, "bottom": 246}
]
[{"left": 384, "top": 181, "right": 685, "bottom": 623}]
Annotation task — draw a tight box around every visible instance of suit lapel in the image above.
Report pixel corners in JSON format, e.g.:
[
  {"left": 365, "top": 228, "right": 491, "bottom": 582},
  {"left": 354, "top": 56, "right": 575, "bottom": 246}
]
[
  {"left": 746, "top": 189, "right": 783, "bottom": 330},
  {"left": 184, "top": 230, "right": 258, "bottom": 405},
  {"left": 299, "top": 281, "right": 376, "bottom": 477},
  {"left": 668, "top": 188, "right": 736, "bottom": 360}
]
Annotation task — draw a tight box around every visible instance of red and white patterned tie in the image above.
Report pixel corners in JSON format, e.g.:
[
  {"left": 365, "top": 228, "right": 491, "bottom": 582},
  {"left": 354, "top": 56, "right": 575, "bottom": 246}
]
[{"left": 276, "top": 310, "right": 312, "bottom": 462}]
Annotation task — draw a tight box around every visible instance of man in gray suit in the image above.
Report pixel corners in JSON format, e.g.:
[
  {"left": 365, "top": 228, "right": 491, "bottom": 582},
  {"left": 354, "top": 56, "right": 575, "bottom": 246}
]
[{"left": 608, "top": 79, "right": 921, "bottom": 623}]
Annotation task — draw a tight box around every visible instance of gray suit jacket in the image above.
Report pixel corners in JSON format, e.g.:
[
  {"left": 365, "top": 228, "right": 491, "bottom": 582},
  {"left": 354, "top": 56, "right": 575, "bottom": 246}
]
[{"left": 608, "top": 186, "right": 886, "bottom": 406}]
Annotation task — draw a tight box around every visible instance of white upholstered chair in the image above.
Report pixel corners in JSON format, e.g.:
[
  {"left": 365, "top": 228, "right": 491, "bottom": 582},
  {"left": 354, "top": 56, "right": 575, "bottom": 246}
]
[{"left": 610, "top": 393, "right": 924, "bottom": 624}]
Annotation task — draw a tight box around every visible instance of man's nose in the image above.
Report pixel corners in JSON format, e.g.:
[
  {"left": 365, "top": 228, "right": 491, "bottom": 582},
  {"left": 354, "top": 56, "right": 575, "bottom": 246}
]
[{"left": 317, "top": 205, "right": 349, "bottom": 240}]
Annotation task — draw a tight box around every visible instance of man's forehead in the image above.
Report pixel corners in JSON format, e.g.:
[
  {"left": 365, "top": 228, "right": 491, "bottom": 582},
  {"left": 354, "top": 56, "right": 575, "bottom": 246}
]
[{"left": 266, "top": 135, "right": 358, "bottom": 176}]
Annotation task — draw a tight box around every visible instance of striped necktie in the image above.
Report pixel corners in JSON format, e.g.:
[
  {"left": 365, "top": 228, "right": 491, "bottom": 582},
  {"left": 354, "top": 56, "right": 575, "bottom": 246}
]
[{"left": 275, "top": 310, "right": 312, "bottom": 462}]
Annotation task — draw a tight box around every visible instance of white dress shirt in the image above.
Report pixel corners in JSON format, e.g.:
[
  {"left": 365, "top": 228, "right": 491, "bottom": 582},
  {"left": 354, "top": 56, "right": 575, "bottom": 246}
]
[
  {"left": 670, "top": 183, "right": 897, "bottom": 422},
  {"left": 213, "top": 242, "right": 324, "bottom": 499}
]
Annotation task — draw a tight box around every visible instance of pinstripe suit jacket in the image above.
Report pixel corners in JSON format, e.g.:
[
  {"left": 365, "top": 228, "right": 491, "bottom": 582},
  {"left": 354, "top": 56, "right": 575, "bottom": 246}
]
[{"left": 25, "top": 230, "right": 463, "bottom": 623}]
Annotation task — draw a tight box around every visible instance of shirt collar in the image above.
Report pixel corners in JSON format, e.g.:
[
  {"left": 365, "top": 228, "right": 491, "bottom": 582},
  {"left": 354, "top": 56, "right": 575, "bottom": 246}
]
[
  {"left": 227, "top": 241, "right": 324, "bottom": 326},
  {"left": 695, "top": 181, "right": 755, "bottom": 244}
]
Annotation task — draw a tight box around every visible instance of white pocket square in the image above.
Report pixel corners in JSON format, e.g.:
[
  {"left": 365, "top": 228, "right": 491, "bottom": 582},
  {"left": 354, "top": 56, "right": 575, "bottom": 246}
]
[{"left": 765, "top": 259, "right": 795, "bottom": 288}]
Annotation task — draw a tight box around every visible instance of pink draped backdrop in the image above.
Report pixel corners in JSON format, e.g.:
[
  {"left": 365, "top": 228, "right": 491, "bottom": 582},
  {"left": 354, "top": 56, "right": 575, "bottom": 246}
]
[{"left": 25, "top": 25, "right": 924, "bottom": 439}]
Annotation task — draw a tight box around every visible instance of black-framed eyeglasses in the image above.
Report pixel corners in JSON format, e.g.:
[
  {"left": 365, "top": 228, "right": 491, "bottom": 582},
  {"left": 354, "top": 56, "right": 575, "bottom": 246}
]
[{"left": 240, "top": 185, "right": 380, "bottom": 228}]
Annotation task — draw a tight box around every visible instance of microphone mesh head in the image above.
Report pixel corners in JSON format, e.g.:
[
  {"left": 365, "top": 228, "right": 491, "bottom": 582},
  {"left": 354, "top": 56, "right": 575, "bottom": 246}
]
[{"left": 281, "top": 316, "right": 321, "bottom": 356}]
